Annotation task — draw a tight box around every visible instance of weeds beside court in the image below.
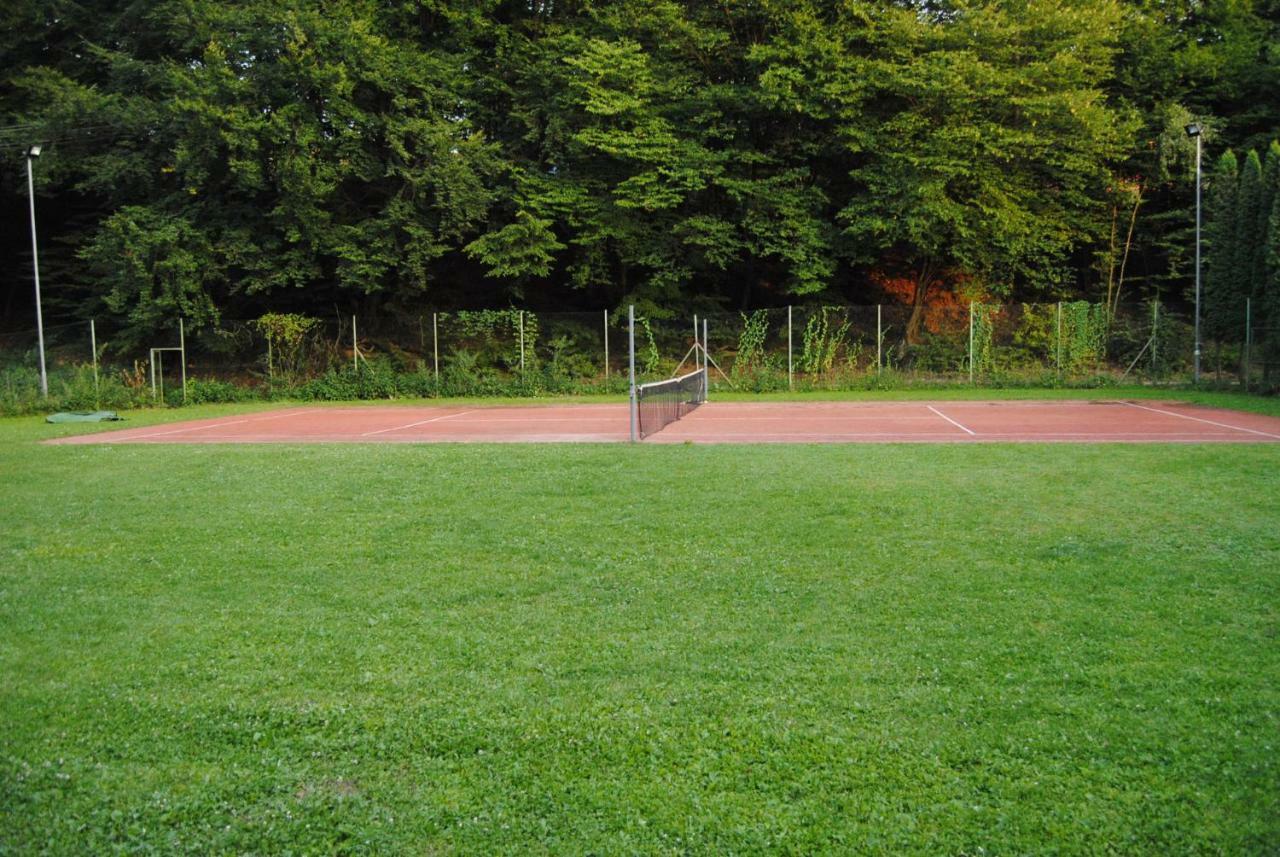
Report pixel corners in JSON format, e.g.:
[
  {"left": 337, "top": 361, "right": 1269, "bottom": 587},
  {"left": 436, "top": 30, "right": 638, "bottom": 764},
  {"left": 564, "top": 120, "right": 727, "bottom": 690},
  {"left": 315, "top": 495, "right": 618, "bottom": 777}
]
[{"left": 1, "top": 410, "right": 1278, "bottom": 852}]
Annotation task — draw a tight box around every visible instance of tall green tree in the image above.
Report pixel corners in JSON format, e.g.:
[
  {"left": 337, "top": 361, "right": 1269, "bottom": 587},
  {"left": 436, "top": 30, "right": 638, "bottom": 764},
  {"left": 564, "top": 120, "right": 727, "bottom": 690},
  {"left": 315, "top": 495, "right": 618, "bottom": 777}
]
[
  {"left": 1236, "top": 149, "right": 1265, "bottom": 307},
  {"left": 1202, "top": 149, "right": 1240, "bottom": 355},
  {"left": 817, "top": 0, "right": 1135, "bottom": 343},
  {"left": 1253, "top": 140, "right": 1280, "bottom": 296}
]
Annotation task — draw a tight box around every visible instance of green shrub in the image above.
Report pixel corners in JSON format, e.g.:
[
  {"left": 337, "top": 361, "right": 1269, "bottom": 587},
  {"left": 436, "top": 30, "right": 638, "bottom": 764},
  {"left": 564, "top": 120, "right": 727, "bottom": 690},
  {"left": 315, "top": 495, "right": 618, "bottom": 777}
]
[{"left": 185, "top": 378, "right": 259, "bottom": 404}]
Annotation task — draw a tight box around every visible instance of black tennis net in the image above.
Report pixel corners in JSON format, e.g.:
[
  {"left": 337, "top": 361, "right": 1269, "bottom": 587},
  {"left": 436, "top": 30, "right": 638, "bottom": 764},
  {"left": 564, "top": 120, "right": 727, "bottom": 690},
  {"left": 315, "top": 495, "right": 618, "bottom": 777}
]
[{"left": 636, "top": 367, "right": 707, "bottom": 438}]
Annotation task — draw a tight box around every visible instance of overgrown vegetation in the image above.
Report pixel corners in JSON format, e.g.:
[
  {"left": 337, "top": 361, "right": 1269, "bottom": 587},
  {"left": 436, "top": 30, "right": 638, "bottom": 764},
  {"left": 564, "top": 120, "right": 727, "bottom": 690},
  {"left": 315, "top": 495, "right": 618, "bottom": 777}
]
[{"left": 2, "top": 2, "right": 1278, "bottom": 348}]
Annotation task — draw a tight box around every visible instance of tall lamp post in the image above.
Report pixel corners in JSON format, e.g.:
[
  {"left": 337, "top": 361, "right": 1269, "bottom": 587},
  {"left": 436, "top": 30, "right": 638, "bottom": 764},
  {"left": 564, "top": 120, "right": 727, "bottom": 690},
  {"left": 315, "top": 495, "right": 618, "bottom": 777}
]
[
  {"left": 1185, "top": 123, "right": 1202, "bottom": 384},
  {"left": 26, "top": 144, "right": 48, "bottom": 398}
]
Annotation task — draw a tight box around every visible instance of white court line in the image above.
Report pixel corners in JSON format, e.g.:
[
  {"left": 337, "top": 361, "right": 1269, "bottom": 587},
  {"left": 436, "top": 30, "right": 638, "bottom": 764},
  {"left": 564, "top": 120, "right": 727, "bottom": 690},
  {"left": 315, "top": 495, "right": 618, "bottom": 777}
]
[
  {"left": 361, "top": 410, "right": 473, "bottom": 437},
  {"left": 129, "top": 409, "right": 312, "bottom": 439},
  {"left": 1118, "top": 401, "right": 1280, "bottom": 440},
  {"left": 926, "top": 405, "right": 977, "bottom": 435}
]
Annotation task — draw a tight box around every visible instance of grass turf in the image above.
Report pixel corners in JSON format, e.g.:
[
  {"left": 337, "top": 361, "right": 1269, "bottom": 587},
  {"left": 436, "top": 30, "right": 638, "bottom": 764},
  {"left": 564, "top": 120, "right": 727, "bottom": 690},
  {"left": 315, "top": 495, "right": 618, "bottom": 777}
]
[{"left": 2, "top": 405, "right": 1278, "bottom": 853}]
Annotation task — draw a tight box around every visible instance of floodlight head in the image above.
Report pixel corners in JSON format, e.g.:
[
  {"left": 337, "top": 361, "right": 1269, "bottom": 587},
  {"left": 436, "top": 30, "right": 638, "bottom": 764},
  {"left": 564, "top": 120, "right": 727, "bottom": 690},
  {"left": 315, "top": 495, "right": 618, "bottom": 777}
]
[
  {"left": 1184, "top": 123, "right": 1202, "bottom": 138},
  {"left": 28, "top": 145, "right": 41, "bottom": 158}
]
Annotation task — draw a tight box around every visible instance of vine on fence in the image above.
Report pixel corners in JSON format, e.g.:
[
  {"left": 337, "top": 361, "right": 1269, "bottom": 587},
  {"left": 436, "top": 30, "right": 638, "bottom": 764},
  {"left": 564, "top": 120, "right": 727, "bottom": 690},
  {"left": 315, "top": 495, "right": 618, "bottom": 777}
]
[
  {"left": 800, "top": 307, "right": 850, "bottom": 375},
  {"left": 637, "top": 317, "right": 660, "bottom": 375},
  {"left": 732, "top": 309, "right": 770, "bottom": 379},
  {"left": 970, "top": 304, "right": 998, "bottom": 376},
  {"left": 440, "top": 309, "right": 539, "bottom": 371},
  {"left": 1059, "top": 301, "right": 1107, "bottom": 375},
  {"left": 254, "top": 313, "right": 320, "bottom": 381}
]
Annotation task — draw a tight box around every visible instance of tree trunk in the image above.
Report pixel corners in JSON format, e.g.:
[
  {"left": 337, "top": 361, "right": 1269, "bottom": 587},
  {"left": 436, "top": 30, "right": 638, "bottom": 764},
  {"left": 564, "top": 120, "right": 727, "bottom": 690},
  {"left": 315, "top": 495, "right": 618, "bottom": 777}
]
[{"left": 903, "top": 264, "right": 935, "bottom": 348}]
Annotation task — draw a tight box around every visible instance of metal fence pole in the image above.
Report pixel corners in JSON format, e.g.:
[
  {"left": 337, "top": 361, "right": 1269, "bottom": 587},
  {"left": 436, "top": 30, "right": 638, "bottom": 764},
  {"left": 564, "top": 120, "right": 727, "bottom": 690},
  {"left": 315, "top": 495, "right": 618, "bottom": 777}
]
[
  {"left": 519, "top": 310, "right": 525, "bottom": 372},
  {"left": 1056, "top": 301, "right": 1062, "bottom": 379},
  {"left": 876, "top": 304, "right": 882, "bottom": 376},
  {"left": 1244, "top": 297, "right": 1252, "bottom": 391},
  {"left": 432, "top": 312, "right": 439, "bottom": 382},
  {"left": 703, "top": 318, "right": 709, "bottom": 402},
  {"left": 694, "top": 314, "right": 700, "bottom": 375},
  {"left": 179, "top": 318, "right": 187, "bottom": 403},
  {"left": 603, "top": 309, "right": 609, "bottom": 380},
  {"left": 1151, "top": 298, "right": 1159, "bottom": 376},
  {"left": 787, "top": 305, "right": 793, "bottom": 390},
  {"left": 90, "top": 320, "right": 99, "bottom": 407},
  {"left": 628, "top": 305, "right": 637, "bottom": 442},
  {"left": 968, "top": 301, "right": 975, "bottom": 384},
  {"left": 352, "top": 315, "right": 358, "bottom": 371}
]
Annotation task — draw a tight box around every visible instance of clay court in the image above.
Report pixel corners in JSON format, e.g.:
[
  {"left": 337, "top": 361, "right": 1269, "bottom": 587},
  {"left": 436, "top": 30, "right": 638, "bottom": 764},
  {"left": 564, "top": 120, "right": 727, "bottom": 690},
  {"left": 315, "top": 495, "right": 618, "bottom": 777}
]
[{"left": 46, "top": 399, "right": 1280, "bottom": 444}]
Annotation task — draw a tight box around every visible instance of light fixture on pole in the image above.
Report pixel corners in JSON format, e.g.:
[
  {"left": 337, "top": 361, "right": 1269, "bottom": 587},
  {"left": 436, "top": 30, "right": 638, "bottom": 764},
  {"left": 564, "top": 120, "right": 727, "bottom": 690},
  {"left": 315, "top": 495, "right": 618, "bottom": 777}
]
[
  {"left": 1185, "top": 122, "right": 1202, "bottom": 384},
  {"left": 26, "top": 144, "right": 48, "bottom": 398}
]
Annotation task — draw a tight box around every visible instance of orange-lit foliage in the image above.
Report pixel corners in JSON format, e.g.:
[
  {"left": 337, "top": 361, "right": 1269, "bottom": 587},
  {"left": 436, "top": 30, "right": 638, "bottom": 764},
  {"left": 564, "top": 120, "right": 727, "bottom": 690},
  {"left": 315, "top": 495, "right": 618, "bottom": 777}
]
[{"left": 869, "top": 271, "right": 988, "bottom": 334}]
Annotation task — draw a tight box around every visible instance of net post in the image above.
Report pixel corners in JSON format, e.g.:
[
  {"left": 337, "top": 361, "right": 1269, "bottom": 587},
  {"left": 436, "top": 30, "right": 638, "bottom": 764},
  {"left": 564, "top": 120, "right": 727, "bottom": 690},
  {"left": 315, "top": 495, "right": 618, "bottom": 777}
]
[
  {"left": 179, "top": 317, "right": 187, "bottom": 404},
  {"left": 787, "top": 305, "right": 793, "bottom": 390},
  {"left": 628, "top": 305, "right": 637, "bottom": 442},
  {"left": 703, "top": 318, "right": 709, "bottom": 402},
  {"left": 90, "top": 320, "right": 100, "bottom": 408},
  {"left": 603, "top": 309, "right": 609, "bottom": 381},
  {"left": 433, "top": 312, "right": 439, "bottom": 383},
  {"left": 149, "top": 348, "right": 157, "bottom": 402}
]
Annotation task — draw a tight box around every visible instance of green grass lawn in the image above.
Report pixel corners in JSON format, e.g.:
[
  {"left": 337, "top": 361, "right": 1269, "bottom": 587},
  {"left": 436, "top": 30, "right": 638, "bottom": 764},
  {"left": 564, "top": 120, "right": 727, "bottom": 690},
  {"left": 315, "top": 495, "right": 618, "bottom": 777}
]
[{"left": 2, "top": 402, "right": 1279, "bottom": 853}]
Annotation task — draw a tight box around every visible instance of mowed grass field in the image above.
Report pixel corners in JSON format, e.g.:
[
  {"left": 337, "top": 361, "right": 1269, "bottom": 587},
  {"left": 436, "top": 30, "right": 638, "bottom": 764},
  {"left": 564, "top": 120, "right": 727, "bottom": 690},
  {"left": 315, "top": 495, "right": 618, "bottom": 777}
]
[{"left": 2, "top": 398, "right": 1279, "bottom": 854}]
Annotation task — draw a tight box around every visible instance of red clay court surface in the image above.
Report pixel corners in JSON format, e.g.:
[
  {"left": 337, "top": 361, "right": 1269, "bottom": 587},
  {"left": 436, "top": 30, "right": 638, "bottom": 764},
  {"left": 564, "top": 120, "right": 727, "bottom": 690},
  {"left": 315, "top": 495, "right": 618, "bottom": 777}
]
[{"left": 46, "top": 400, "right": 1280, "bottom": 445}]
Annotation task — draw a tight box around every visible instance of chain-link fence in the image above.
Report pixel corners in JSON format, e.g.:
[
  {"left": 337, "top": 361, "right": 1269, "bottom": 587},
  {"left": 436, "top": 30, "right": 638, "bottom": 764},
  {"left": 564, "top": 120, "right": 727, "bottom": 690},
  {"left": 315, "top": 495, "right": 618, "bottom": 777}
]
[{"left": 2, "top": 300, "right": 1275, "bottom": 412}]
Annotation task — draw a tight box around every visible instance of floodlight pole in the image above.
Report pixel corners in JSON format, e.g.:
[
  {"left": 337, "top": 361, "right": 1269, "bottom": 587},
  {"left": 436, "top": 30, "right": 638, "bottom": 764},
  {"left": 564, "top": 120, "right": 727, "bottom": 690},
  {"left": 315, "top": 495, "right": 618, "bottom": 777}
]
[
  {"left": 1186, "top": 123, "right": 1203, "bottom": 383},
  {"left": 26, "top": 146, "right": 48, "bottom": 398}
]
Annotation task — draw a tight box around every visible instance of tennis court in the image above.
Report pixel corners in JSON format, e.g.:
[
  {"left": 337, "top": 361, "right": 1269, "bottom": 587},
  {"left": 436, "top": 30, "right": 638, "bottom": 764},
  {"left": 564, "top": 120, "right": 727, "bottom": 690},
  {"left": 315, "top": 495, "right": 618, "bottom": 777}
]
[{"left": 46, "top": 399, "right": 1280, "bottom": 444}]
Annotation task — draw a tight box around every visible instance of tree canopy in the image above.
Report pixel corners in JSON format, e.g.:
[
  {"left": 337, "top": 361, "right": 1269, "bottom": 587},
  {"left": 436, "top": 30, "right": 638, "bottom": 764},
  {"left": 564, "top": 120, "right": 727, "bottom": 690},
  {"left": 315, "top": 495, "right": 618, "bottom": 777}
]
[{"left": 2, "top": 0, "right": 1277, "bottom": 340}]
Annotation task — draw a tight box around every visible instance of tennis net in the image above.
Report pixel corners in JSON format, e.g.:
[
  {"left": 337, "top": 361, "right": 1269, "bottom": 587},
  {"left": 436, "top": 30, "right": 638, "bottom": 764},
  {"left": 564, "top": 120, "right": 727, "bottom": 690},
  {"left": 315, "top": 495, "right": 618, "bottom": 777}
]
[{"left": 636, "top": 367, "right": 707, "bottom": 438}]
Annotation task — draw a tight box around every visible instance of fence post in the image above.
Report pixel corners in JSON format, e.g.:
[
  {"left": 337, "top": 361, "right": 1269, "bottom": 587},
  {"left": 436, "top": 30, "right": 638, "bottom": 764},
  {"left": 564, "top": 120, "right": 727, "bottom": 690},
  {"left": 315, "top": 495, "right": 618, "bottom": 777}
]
[
  {"left": 179, "top": 317, "right": 187, "bottom": 403},
  {"left": 603, "top": 309, "right": 609, "bottom": 380},
  {"left": 519, "top": 311, "right": 525, "bottom": 372},
  {"left": 432, "top": 312, "right": 439, "bottom": 382},
  {"left": 876, "top": 304, "right": 882, "bottom": 376},
  {"left": 1056, "top": 301, "right": 1063, "bottom": 379},
  {"left": 1244, "top": 297, "right": 1252, "bottom": 391},
  {"left": 778, "top": 305, "right": 788, "bottom": 393},
  {"left": 1151, "top": 298, "right": 1159, "bottom": 376},
  {"left": 968, "top": 301, "right": 975, "bottom": 384},
  {"left": 628, "top": 305, "right": 637, "bottom": 442},
  {"left": 694, "top": 314, "right": 699, "bottom": 376},
  {"left": 352, "top": 315, "right": 358, "bottom": 371},
  {"left": 90, "top": 320, "right": 99, "bottom": 408},
  {"left": 703, "top": 318, "right": 709, "bottom": 402}
]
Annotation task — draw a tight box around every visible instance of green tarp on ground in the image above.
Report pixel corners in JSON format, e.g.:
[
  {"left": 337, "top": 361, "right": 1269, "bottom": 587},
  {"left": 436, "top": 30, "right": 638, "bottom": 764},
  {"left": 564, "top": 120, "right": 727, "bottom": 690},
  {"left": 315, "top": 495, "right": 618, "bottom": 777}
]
[{"left": 46, "top": 411, "right": 123, "bottom": 423}]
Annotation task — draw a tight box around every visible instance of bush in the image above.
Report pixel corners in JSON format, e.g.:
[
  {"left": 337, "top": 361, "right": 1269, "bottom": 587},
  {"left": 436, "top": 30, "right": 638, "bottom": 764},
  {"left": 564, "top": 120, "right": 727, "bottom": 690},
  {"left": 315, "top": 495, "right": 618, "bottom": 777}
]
[
  {"left": 185, "top": 377, "right": 260, "bottom": 404},
  {"left": 0, "top": 361, "right": 151, "bottom": 416}
]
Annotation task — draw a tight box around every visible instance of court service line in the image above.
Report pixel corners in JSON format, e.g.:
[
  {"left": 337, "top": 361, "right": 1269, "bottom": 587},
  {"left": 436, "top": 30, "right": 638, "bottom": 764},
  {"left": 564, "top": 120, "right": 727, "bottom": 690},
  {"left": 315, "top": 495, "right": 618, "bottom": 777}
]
[
  {"left": 1118, "top": 401, "right": 1280, "bottom": 440},
  {"left": 361, "top": 410, "right": 474, "bottom": 437},
  {"left": 926, "top": 405, "right": 977, "bottom": 435},
  {"left": 129, "top": 409, "right": 313, "bottom": 439}
]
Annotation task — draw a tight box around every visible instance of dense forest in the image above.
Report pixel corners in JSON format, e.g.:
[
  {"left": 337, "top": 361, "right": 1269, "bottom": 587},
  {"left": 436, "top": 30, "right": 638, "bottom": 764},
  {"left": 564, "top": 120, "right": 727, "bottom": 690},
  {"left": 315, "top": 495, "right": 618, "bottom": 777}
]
[{"left": 1, "top": 0, "right": 1278, "bottom": 345}]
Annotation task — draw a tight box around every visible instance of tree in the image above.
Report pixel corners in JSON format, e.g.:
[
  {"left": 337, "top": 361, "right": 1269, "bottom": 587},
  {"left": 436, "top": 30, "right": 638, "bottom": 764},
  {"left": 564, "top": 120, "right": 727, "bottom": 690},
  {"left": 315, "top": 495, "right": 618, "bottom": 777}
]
[
  {"left": 1236, "top": 149, "right": 1265, "bottom": 306},
  {"left": 1202, "top": 149, "right": 1239, "bottom": 368},
  {"left": 793, "top": 0, "right": 1135, "bottom": 344}
]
